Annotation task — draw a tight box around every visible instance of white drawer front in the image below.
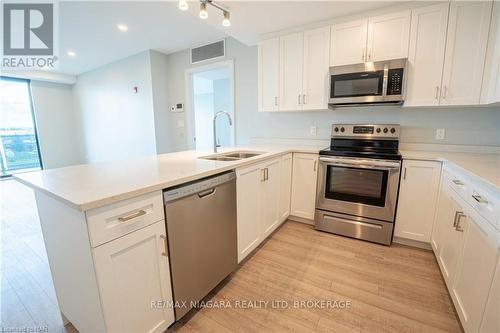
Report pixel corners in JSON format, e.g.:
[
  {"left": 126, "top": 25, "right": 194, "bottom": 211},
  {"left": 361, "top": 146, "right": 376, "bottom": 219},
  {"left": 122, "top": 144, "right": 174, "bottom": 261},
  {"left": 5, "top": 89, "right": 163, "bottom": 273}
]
[
  {"left": 468, "top": 186, "right": 500, "bottom": 229},
  {"left": 86, "top": 191, "right": 164, "bottom": 247},
  {"left": 448, "top": 171, "right": 470, "bottom": 201}
]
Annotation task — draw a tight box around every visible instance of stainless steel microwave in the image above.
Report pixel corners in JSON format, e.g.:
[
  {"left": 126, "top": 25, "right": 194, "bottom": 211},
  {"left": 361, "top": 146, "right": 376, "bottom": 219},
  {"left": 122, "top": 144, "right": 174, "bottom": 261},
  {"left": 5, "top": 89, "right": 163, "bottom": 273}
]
[{"left": 328, "top": 58, "right": 407, "bottom": 107}]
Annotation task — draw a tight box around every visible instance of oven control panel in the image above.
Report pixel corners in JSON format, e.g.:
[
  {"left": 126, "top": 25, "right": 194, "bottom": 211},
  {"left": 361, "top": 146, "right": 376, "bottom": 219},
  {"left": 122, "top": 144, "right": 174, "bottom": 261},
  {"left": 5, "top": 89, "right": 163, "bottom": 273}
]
[{"left": 332, "top": 124, "right": 400, "bottom": 138}]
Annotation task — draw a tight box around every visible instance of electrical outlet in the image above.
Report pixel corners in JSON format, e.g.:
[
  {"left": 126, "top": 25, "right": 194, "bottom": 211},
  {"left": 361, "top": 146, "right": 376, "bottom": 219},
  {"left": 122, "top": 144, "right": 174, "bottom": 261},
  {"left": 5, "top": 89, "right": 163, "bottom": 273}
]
[
  {"left": 310, "top": 126, "right": 318, "bottom": 136},
  {"left": 436, "top": 128, "right": 445, "bottom": 140}
]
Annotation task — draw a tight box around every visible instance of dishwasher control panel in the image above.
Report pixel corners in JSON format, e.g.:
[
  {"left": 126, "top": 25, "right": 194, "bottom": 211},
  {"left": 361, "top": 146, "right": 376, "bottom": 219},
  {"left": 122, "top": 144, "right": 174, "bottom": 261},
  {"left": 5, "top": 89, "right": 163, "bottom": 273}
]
[{"left": 163, "top": 171, "right": 236, "bottom": 202}]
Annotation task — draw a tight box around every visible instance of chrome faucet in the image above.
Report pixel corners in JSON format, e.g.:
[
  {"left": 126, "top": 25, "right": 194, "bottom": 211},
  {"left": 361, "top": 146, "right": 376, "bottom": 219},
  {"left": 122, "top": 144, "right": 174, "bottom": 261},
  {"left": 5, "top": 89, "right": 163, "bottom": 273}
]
[{"left": 213, "top": 111, "right": 232, "bottom": 153}]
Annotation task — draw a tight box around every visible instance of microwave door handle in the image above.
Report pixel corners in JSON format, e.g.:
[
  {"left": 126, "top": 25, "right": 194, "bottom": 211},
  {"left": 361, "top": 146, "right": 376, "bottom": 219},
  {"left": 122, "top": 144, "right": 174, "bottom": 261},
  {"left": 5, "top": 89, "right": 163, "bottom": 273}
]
[{"left": 382, "top": 64, "right": 389, "bottom": 99}]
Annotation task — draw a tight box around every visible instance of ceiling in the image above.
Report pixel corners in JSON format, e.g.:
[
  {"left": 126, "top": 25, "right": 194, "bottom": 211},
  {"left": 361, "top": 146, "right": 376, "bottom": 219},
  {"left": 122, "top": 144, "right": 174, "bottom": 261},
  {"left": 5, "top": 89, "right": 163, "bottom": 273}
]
[{"left": 53, "top": 1, "right": 401, "bottom": 75}]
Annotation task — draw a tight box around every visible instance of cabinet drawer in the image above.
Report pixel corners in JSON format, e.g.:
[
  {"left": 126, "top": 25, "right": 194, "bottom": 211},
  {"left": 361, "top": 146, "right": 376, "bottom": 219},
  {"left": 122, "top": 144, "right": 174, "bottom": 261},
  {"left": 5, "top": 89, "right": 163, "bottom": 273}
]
[
  {"left": 468, "top": 186, "right": 500, "bottom": 229},
  {"left": 447, "top": 171, "right": 470, "bottom": 200},
  {"left": 86, "top": 191, "right": 164, "bottom": 247}
]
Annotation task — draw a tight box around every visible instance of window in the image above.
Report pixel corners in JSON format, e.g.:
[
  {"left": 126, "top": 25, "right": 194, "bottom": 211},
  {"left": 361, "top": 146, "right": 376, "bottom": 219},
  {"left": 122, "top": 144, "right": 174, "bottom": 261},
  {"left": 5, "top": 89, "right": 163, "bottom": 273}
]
[{"left": 0, "top": 77, "right": 42, "bottom": 177}]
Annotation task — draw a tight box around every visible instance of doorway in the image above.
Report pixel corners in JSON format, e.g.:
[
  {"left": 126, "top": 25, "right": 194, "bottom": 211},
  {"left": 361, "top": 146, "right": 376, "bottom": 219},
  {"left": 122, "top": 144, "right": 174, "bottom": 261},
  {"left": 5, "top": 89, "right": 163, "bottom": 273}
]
[
  {"left": 186, "top": 61, "right": 234, "bottom": 151},
  {"left": 0, "top": 77, "right": 42, "bottom": 177}
]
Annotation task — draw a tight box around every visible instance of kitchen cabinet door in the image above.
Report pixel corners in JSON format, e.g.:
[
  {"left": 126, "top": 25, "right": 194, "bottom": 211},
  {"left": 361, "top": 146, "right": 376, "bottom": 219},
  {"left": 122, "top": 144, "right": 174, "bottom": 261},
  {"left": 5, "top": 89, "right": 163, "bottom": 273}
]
[
  {"left": 261, "top": 158, "right": 281, "bottom": 238},
  {"left": 330, "top": 19, "right": 368, "bottom": 66},
  {"left": 479, "top": 256, "right": 500, "bottom": 333},
  {"left": 290, "top": 153, "right": 319, "bottom": 220},
  {"left": 279, "top": 153, "right": 293, "bottom": 223},
  {"left": 236, "top": 163, "right": 263, "bottom": 263},
  {"left": 451, "top": 210, "right": 499, "bottom": 333},
  {"left": 302, "top": 26, "right": 330, "bottom": 110},
  {"left": 405, "top": 3, "right": 449, "bottom": 107},
  {"left": 441, "top": 1, "right": 492, "bottom": 106},
  {"left": 280, "top": 32, "right": 304, "bottom": 111},
  {"left": 395, "top": 160, "right": 442, "bottom": 242},
  {"left": 258, "top": 38, "right": 280, "bottom": 112},
  {"left": 93, "top": 221, "right": 174, "bottom": 333},
  {"left": 366, "top": 10, "right": 411, "bottom": 62},
  {"left": 431, "top": 174, "right": 454, "bottom": 253},
  {"left": 437, "top": 192, "right": 466, "bottom": 286},
  {"left": 481, "top": 1, "right": 500, "bottom": 104}
]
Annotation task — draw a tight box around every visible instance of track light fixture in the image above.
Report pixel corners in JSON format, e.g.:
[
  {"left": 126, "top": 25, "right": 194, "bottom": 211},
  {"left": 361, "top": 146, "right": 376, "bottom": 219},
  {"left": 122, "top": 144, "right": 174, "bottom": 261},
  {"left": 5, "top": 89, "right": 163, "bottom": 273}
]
[{"left": 178, "top": 0, "right": 231, "bottom": 27}]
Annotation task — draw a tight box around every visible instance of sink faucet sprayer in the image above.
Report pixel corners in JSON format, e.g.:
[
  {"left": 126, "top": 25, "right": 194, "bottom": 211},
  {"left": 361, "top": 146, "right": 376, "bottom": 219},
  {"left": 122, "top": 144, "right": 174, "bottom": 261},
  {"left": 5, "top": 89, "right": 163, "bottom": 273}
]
[{"left": 213, "top": 111, "right": 232, "bottom": 153}]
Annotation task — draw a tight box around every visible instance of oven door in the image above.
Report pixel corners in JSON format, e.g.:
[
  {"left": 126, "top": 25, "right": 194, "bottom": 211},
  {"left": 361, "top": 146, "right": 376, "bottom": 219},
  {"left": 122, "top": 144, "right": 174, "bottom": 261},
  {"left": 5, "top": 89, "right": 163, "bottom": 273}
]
[
  {"left": 329, "top": 70, "right": 386, "bottom": 105},
  {"left": 316, "top": 157, "right": 401, "bottom": 222}
]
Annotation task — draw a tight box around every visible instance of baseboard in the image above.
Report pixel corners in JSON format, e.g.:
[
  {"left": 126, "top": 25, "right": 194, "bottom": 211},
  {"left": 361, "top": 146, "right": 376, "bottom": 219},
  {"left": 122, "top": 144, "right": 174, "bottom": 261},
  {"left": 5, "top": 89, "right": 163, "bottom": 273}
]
[
  {"left": 288, "top": 215, "right": 315, "bottom": 225},
  {"left": 393, "top": 236, "right": 432, "bottom": 250}
]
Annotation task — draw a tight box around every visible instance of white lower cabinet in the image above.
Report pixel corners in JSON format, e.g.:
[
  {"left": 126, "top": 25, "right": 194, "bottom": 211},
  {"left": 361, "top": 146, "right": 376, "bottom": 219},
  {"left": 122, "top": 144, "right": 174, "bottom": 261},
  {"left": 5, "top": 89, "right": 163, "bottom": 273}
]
[
  {"left": 432, "top": 167, "right": 500, "bottom": 333},
  {"left": 93, "top": 221, "right": 175, "bottom": 332},
  {"left": 451, "top": 210, "right": 499, "bottom": 333},
  {"left": 290, "top": 153, "right": 319, "bottom": 220},
  {"left": 236, "top": 155, "right": 291, "bottom": 262},
  {"left": 395, "top": 160, "right": 442, "bottom": 242}
]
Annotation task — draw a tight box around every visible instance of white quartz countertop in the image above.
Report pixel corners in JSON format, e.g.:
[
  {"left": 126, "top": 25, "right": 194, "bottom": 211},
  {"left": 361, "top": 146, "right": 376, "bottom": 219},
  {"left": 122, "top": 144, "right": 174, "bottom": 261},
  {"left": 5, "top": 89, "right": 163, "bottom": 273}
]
[
  {"left": 400, "top": 150, "right": 500, "bottom": 190},
  {"left": 14, "top": 144, "right": 500, "bottom": 212},
  {"left": 14, "top": 145, "right": 322, "bottom": 211}
]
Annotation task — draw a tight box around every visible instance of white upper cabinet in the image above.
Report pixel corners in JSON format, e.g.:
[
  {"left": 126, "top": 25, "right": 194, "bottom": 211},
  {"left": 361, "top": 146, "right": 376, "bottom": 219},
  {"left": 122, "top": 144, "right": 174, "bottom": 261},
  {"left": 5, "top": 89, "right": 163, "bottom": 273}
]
[
  {"left": 366, "top": 10, "right": 411, "bottom": 62},
  {"left": 258, "top": 38, "right": 280, "bottom": 112},
  {"left": 405, "top": 3, "right": 449, "bottom": 107},
  {"left": 395, "top": 160, "right": 442, "bottom": 243},
  {"left": 302, "top": 26, "right": 330, "bottom": 110},
  {"left": 481, "top": 1, "right": 500, "bottom": 104},
  {"left": 280, "top": 33, "right": 304, "bottom": 111},
  {"left": 330, "top": 19, "right": 368, "bottom": 66},
  {"left": 441, "top": 1, "right": 493, "bottom": 106}
]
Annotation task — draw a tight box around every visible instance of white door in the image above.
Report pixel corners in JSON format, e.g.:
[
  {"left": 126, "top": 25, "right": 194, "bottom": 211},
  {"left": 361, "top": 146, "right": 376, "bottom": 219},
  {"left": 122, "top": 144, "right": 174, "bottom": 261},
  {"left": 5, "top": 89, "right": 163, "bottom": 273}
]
[
  {"left": 452, "top": 211, "right": 499, "bottom": 333},
  {"left": 302, "top": 27, "right": 330, "bottom": 110},
  {"left": 290, "top": 153, "right": 319, "bottom": 220},
  {"left": 366, "top": 10, "right": 411, "bottom": 62},
  {"left": 258, "top": 38, "right": 280, "bottom": 112},
  {"left": 438, "top": 193, "right": 466, "bottom": 286},
  {"left": 405, "top": 3, "right": 449, "bottom": 107},
  {"left": 481, "top": 1, "right": 500, "bottom": 104},
  {"left": 479, "top": 256, "right": 500, "bottom": 333},
  {"left": 279, "top": 153, "right": 293, "bottom": 223},
  {"left": 261, "top": 158, "right": 281, "bottom": 238},
  {"left": 236, "top": 163, "right": 263, "bottom": 263},
  {"left": 280, "top": 33, "right": 304, "bottom": 110},
  {"left": 330, "top": 19, "right": 368, "bottom": 66},
  {"left": 395, "top": 160, "right": 442, "bottom": 242},
  {"left": 93, "top": 221, "right": 175, "bottom": 333},
  {"left": 441, "top": 1, "right": 492, "bottom": 105}
]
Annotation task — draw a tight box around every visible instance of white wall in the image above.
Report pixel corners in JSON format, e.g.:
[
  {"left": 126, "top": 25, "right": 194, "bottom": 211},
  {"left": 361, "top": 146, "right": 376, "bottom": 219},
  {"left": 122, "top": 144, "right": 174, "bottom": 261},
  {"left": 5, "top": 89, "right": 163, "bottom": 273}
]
[
  {"left": 73, "top": 51, "right": 157, "bottom": 163},
  {"left": 31, "top": 81, "right": 82, "bottom": 169},
  {"left": 149, "top": 50, "right": 172, "bottom": 154},
  {"left": 165, "top": 38, "right": 500, "bottom": 149}
]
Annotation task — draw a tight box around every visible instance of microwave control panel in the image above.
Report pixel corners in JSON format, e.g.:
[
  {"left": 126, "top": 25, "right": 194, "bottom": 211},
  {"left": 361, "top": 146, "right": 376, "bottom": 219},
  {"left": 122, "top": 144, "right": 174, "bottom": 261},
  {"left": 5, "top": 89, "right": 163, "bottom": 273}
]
[{"left": 387, "top": 68, "right": 404, "bottom": 95}]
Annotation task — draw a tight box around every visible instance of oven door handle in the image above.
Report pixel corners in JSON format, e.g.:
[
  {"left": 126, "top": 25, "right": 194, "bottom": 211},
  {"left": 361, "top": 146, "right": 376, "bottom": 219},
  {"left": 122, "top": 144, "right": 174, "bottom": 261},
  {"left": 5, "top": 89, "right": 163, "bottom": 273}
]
[{"left": 319, "top": 157, "right": 400, "bottom": 171}]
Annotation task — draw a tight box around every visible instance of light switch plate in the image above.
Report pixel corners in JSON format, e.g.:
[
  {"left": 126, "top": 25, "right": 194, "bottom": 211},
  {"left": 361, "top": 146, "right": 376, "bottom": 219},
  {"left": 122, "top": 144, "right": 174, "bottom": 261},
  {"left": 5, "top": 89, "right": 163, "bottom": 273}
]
[
  {"left": 310, "top": 126, "right": 318, "bottom": 136},
  {"left": 436, "top": 128, "right": 445, "bottom": 140}
]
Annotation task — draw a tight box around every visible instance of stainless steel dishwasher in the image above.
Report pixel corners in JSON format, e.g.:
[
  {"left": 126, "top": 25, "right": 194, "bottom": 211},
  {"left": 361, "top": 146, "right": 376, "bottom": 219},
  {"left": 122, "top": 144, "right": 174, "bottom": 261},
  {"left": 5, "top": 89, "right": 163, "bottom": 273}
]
[{"left": 163, "top": 171, "right": 237, "bottom": 320}]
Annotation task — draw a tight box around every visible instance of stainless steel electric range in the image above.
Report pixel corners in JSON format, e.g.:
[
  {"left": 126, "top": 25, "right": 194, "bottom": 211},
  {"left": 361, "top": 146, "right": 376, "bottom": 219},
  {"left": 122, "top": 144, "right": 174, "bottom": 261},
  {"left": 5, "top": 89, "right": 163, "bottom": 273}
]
[{"left": 315, "top": 124, "right": 402, "bottom": 245}]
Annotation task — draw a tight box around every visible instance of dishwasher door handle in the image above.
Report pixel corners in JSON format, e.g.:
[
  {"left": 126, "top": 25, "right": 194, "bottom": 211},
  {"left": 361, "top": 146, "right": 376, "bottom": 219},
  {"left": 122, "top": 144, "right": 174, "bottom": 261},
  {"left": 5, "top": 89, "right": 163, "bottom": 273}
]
[{"left": 197, "top": 187, "right": 217, "bottom": 198}]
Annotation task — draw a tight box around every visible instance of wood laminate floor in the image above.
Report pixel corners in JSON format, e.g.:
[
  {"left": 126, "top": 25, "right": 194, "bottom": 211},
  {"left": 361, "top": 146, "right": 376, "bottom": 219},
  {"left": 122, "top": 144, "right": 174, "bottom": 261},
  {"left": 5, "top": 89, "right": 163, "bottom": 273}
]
[{"left": 1, "top": 179, "right": 462, "bottom": 332}]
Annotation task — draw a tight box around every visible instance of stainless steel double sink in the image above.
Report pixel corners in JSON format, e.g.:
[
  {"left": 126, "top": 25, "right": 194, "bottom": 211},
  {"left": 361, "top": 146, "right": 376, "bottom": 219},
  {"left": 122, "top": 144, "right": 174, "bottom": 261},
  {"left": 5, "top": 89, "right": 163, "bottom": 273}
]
[{"left": 199, "top": 151, "right": 265, "bottom": 161}]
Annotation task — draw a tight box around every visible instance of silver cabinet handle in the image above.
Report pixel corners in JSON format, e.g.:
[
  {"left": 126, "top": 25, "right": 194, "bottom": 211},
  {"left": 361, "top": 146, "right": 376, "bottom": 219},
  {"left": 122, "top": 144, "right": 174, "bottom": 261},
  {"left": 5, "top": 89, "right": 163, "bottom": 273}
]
[
  {"left": 160, "top": 235, "right": 168, "bottom": 257},
  {"left": 260, "top": 169, "right": 266, "bottom": 182},
  {"left": 274, "top": 96, "right": 278, "bottom": 106},
  {"left": 362, "top": 47, "right": 366, "bottom": 61},
  {"left": 442, "top": 85, "right": 447, "bottom": 99},
  {"left": 118, "top": 209, "right": 146, "bottom": 222},
  {"left": 435, "top": 86, "right": 439, "bottom": 100},
  {"left": 264, "top": 167, "right": 269, "bottom": 181},
  {"left": 368, "top": 49, "right": 372, "bottom": 61},
  {"left": 298, "top": 94, "right": 301, "bottom": 105},
  {"left": 452, "top": 179, "right": 464, "bottom": 186},
  {"left": 472, "top": 194, "right": 488, "bottom": 204},
  {"left": 452, "top": 211, "right": 461, "bottom": 228},
  {"left": 303, "top": 94, "right": 306, "bottom": 105},
  {"left": 313, "top": 160, "right": 317, "bottom": 172},
  {"left": 403, "top": 167, "right": 407, "bottom": 180},
  {"left": 455, "top": 213, "right": 466, "bottom": 232}
]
